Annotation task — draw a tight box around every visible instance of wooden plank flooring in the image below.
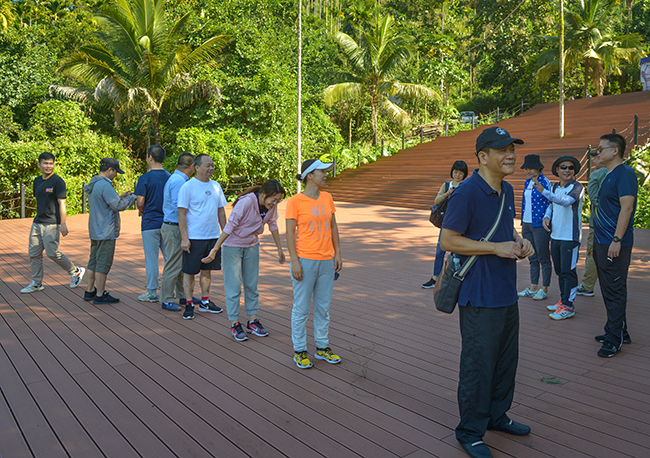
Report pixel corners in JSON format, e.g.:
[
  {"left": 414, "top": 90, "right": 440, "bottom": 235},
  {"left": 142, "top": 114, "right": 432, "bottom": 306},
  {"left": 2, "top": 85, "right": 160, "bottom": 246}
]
[{"left": 1, "top": 203, "right": 649, "bottom": 458}]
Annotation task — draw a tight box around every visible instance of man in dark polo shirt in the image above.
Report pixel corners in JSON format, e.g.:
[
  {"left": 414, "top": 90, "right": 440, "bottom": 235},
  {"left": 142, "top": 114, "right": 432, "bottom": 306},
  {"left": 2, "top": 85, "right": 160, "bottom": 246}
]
[
  {"left": 592, "top": 133, "right": 638, "bottom": 358},
  {"left": 440, "top": 127, "right": 534, "bottom": 458},
  {"left": 134, "top": 145, "right": 171, "bottom": 303},
  {"left": 21, "top": 152, "right": 85, "bottom": 294}
]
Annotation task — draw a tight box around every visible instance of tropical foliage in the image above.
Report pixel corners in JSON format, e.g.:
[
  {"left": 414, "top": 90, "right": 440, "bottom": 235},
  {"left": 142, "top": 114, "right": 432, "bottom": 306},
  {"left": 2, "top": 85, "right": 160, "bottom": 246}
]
[
  {"left": 324, "top": 9, "right": 439, "bottom": 145},
  {"left": 51, "top": 0, "right": 232, "bottom": 145},
  {"left": 0, "top": 0, "right": 648, "bottom": 220},
  {"left": 536, "top": 0, "right": 645, "bottom": 97}
]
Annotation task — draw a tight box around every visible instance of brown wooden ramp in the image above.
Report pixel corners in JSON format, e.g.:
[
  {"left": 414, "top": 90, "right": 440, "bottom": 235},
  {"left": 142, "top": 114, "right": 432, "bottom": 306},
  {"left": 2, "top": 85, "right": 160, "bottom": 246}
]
[
  {"left": 1, "top": 206, "right": 649, "bottom": 457},
  {"left": 326, "top": 91, "right": 650, "bottom": 210}
]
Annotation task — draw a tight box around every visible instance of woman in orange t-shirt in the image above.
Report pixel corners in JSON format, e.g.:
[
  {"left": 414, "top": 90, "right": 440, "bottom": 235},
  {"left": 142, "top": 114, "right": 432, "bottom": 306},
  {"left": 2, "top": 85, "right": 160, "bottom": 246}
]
[{"left": 286, "top": 159, "right": 342, "bottom": 369}]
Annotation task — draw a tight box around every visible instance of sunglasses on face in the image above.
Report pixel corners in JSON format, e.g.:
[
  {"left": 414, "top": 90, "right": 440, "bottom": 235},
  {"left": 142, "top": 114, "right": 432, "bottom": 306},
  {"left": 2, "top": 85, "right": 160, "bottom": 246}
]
[
  {"left": 559, "top": 165, "right": 574, "bottom": 170},
  {"left": 596, "top": 146, "right": 614, "bottom": 152}
]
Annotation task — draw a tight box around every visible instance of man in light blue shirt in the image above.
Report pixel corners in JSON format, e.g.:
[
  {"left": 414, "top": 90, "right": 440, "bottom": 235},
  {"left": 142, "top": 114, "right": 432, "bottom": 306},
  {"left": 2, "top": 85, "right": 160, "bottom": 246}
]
[{"left": 159, "top": 153, "right": 194, "bottom": 311}]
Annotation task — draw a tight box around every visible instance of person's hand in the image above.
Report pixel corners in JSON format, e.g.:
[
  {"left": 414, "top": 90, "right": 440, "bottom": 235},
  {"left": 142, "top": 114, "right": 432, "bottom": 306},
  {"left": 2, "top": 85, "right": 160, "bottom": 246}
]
[
  {"left": 334, "top": 253, "right": 343, "bottom": 273},
  {"left": 291, "top": 260, "right": 303, "bottom": 281},
  {"left": 447, "top": 187, "right": 455, "bottom": 197},
  {"left": 517, "top": 238, "right": 535, "bottom": 258},
  {"left": 277, "top": 250, "right": 286, "bottom": 264},
  {"left": 608, "top": 241, "right": 621, "bottom": 259},
  {"left": 60, "top": 223, "right": 69, "bottom": 237},
  {"left": 542, "top": 217, "right": 551, "bottom": 232},
  {"left": 493, "top": 241, "right": 524, "bottom": 259},
  {"left": 201, "top": 250, "right": 216, "bottom": 264},
  {"left": 120, "top": 191, "right": 132, "bottom": 199},
  {"left": 181, "top": 238, "right": 191, "bottom": 253}
]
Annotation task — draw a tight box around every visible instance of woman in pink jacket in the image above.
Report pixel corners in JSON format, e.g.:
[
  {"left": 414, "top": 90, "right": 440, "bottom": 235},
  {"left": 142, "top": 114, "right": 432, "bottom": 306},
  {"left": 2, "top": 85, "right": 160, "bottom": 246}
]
[{"left": 202, "top": 180, "right": 286, "bottom": 341}]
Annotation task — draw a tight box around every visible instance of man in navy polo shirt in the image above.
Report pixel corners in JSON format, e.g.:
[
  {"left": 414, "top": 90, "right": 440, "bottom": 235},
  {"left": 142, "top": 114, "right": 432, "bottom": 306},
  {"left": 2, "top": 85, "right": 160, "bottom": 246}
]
[
  {"left": 592, "top": 133, "right": 638, "bottom": 358},
  {"left": 441, "top": 127, "right": 534, "bottom": 458},
  {"left": 135, "top": 145, "right": 172, "bottom": 303}
]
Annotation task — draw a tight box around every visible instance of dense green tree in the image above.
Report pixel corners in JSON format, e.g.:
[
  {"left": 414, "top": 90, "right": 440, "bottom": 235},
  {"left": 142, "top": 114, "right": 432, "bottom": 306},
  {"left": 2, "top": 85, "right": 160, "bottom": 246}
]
[
  {"left": 324, "top": 9, "right": 439, "bottom": 145},
  {"left": 537, "top": 0, "right": 645, "bottom": 97},
  {"left": 51, "top": 0, "right": 232, "bottom": 145}
]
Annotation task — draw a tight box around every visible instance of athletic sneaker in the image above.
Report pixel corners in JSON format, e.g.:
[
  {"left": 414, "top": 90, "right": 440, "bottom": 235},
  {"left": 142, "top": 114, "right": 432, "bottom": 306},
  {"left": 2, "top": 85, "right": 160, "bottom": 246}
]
[
  {"left": 532, "top": 289, "right": 547, "bottom": 301},
  {"left": 138, "top": 291, "right": 159, "bottom": 302},
  {"left": 198, "top": 301, "right": 222, "bottom": 314},
  {"left": 93, "top": 291, "right": 120, "bottom": 304},
  {"left": 421, "top": 278, "right": 436, "bottom": 289},
  {"left": 595, "top": 331, "right": 631, "bottom": 345},
  {"left": 293, "top": 351, "right": 313, "bottom": 369},
  {"left": 182, "top": 304, "right": 195, "bottom": 320},
  {"left": 549, "top": 305, "right": 575, "bottom": 320},
  {"left": 70, "top": 267, "right": 85, "bottom": 288},
  {"left": 518, "top": 287, "right": 535, "bottom": 297},
  {"left": 231, "top": 322, "right": 249, "bottom": 341},
  {"left": 83, "top": 287, "right": 97, "bottom": 301},
  {"left": 546, "top": 300, "right": 562, "bottom": 311},
  {"left": 597, "top": 341, "right": 620, "bottom": 358},
  {"left": 315, "top": 347, "right": 341, "bottom": 364},
  {"left": 162, "top": 302, "right": 182, "bottom": 311},
  {"left": 576, "top": 285, "right": 595, "bottom": 296},
  {"left": 20, "top": 281, "right": 44, "bottom": 294},
  {"left": 246, "top": 319, "right": 269, "bottom": 337}
]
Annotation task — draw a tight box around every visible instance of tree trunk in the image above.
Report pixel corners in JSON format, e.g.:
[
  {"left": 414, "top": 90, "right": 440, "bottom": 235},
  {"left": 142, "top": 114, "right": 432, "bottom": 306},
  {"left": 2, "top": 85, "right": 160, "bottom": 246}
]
[
  {"left": 583, "top": 59, "right": 589, "bottom": 98},
  {"left": 371, "top": 99, "right": 378, "bottom": 146},
  {"left": 151, "top": 111, "right": 160, "bottom": 146}
]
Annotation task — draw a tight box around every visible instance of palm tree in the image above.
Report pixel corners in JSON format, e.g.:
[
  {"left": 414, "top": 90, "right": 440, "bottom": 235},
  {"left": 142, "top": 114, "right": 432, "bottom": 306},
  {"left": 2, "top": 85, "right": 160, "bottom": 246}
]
[
  {"left": 0, "top": 0, "right": 13, "bottom": 30},
  {"left": 50, "top": 0, "right": 232, "bottom": 145},
  {"left": 537, "top": 0, "right": 645, "bottom": 97},
  {"left": 324, "top": 9, "right": 439, "bottom": 146}
]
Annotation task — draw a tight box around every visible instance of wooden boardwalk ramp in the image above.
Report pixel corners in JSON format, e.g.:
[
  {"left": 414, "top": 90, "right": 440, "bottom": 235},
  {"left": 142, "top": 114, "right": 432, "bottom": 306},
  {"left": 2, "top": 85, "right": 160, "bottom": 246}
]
[
  {"left": 1, "top": 206, "right": 649, "bottom": 457},
  {"left": 326, "top": 91, "right": 650, "bottom": 209}
]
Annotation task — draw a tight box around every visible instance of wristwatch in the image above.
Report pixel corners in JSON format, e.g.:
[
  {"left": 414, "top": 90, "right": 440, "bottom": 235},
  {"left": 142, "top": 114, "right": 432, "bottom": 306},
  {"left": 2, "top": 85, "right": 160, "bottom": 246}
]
[{"left": 612, "top": 236, "right": 622, "bottom": 243}]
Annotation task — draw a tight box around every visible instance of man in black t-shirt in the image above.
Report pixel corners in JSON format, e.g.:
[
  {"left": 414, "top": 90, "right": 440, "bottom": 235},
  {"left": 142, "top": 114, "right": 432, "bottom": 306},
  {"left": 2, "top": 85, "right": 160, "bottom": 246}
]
[{"left": 20, "top": 153, "right": 85, "bottom": 293}]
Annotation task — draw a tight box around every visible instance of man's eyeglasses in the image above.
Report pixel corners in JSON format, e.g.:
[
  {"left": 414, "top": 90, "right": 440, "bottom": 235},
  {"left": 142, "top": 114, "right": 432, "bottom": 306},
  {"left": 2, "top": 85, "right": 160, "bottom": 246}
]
[
  {"left": 559, "top": 165, "right": 574, "bottom": 170},
  {"left": 595, "top": 145, "right": 614, "bottom": 152}
]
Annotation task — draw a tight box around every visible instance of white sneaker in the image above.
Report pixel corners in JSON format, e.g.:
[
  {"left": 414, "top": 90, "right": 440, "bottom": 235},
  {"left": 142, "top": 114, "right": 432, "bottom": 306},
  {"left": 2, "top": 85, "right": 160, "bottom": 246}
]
[
  {"left": 549, "top": 305, "right": 575, "bottom": 320},
  {"left": 532, "top": 289, "right": 547, "bottom": 301},
  {"left": 21, "top": 281, "right": 44, "bottom": 294},
  {"left": 547, "top": 301, "right": 562, "bottom": 311},
  {"left": 518, "top": 288, "right": 534, "bottom": 297},
  {"left": 138, "top": 291, "right": 159, "bottom": 302},
  {"left": 70, "top": 267, "right": 85, "bottom": 288}
]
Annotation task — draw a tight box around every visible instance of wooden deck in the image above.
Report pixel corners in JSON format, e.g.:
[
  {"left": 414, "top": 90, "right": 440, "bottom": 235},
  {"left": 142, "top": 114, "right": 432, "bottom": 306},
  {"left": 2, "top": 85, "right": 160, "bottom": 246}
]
[{"left": 1, "top": 204, "right": 649, "bottom": 458}]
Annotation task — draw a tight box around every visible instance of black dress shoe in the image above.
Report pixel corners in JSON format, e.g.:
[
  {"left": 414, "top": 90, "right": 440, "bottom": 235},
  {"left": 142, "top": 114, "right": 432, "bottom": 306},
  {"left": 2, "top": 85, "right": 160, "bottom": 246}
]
[
  {"left": 489, "top": 419, "right": 531, "bottom": 436},
  {"left": 459, "top": 440, "right": 493, "bottom": 458}
]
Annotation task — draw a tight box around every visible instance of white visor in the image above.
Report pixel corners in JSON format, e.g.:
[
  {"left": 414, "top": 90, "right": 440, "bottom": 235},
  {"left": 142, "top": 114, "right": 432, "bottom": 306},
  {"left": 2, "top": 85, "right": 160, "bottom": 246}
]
[{"left": 300, "top": 160, "right": 334, "bottom": 180}]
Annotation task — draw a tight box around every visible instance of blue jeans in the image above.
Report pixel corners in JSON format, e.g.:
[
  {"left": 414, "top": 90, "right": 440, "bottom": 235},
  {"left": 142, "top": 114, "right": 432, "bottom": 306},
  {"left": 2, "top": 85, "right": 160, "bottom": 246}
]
[
  {"left": 222, "top": 245, "right": 260, "bottom": 321},
  {"left": 291, "top": 258, "right": 335, "bottom": 352},
  {"left": 433, "top": 239, "right": 446, "bottom": 278},
  {"left": 142, "top": 228, "right": 166, "bottom": 294}
]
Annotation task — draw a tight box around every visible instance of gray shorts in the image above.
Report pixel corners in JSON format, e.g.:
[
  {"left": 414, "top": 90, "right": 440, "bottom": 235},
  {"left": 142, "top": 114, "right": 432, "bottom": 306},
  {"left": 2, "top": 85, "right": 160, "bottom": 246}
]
[{"left": 88, "top": 239, "right": 116, "bottom": 274}]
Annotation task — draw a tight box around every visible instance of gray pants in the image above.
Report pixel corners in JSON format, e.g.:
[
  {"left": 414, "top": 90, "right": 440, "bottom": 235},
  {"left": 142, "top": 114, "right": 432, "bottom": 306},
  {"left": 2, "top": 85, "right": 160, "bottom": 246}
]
[
  {"left": 291, "top": 257, "right": 335, "bottom": 352},
  {"left": 28, "top": 223, "right": 76, "bottom": 284},
  {"left": 222, "top": 245, "right": 260, "bottom": 321},
  {"left": 521, "top": 222, "right": 552, "bottom": 287},
  {"left": 142, "top": 228, "right": 166, "bottom": 294},
  {"left": 160, "top": 223, "right": 184, "bottom": 303}
]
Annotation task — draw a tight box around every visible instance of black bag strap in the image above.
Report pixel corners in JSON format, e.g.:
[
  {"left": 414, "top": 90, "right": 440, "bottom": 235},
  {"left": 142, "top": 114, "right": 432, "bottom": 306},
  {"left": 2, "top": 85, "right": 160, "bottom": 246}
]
[{"left": 454, "top": 188, "right": 507, "bottom": 280}]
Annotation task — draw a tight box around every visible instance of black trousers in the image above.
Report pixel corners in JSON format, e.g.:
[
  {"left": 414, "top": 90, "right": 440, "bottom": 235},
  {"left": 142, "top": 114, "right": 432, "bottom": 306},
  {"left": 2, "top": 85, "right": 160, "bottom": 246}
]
[
  {"left": 456, "top": 302, "right": 519, "bottom": 443},
  {"left": 550, "top": 239, "right": 580, "bottom": 307},
  {"left": 593, "top": 243, "right": 632, "bottom": 348}
]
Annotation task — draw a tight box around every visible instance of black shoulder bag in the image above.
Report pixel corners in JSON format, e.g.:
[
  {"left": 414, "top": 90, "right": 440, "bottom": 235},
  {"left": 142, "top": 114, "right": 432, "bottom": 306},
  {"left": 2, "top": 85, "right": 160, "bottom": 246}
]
[
  {"left": 433, "top": 190, "right": 507, "bottom": 313},
  {"left": 429, "top": 182, "right": 450, "bottom": 228}
]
